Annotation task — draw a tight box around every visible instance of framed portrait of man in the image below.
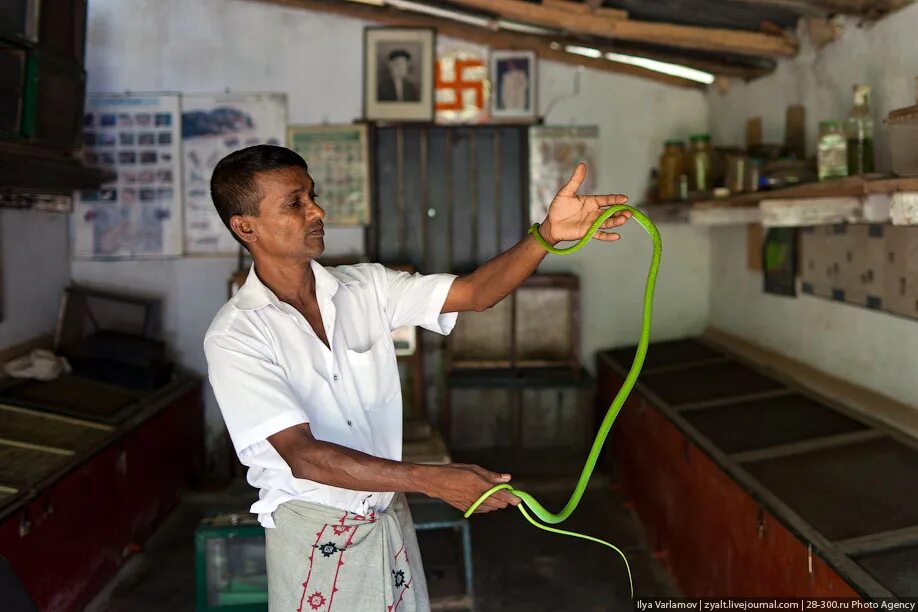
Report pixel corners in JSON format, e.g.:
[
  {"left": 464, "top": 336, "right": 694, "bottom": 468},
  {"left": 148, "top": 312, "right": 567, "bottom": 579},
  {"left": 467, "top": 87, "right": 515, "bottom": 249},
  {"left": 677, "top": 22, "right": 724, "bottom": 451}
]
[
  {"left": 489, "top": 50, "right": 537, "bottom": 122},
  {"left": 364, "top": 27, "right": 436, "bottom": 122}
]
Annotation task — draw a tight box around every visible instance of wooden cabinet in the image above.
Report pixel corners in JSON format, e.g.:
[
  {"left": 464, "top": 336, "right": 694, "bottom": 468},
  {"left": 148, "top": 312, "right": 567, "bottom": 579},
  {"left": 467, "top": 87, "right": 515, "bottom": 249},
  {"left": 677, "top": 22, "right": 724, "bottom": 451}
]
[
  {"left": 0, "top": 377, "right": 203, "bottom": 612},
  {"left": 0, "top": 0, "right": 105, "bottom": 204},
  {"left": 598, "top": 338, "right": 918, "bottom": 597}
]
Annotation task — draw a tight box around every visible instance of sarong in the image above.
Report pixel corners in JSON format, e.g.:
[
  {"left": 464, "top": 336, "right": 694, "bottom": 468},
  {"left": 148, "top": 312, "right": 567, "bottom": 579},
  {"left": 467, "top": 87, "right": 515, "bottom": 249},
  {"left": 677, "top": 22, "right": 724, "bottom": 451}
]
[{"left": 266, "top": 493, "right": 430, "bottom": 612}]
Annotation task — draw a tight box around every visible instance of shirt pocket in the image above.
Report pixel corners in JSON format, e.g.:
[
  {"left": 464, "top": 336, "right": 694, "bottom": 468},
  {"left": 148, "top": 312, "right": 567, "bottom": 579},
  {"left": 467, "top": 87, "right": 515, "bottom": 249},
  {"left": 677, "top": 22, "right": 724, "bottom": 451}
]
[{"left": 345, "top": 335, "right": 399, "bottom": 411}]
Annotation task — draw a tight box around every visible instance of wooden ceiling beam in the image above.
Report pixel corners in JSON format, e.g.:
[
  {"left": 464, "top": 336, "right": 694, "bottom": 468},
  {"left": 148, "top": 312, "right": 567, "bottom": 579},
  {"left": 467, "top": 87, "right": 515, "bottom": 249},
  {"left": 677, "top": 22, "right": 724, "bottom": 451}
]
[
  {"left": 446, "top": 0, "right": 798, "bottom": 57},
  {"left": 541, "top": 0, "right": 628, "bottom": 20},
  {"left": 255, "top": 0, "right": 708, "bottom": 89}
]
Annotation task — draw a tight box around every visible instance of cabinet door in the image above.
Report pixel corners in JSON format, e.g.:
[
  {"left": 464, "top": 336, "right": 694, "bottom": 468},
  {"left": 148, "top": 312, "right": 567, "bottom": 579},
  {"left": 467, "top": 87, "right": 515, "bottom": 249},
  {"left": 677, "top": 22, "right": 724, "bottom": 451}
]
[
  {"left": 448, "top": 388, "right": 513, "bottom": 450},
  {"left": 521, "top": 388, "right": 590, "bottom": 449}
]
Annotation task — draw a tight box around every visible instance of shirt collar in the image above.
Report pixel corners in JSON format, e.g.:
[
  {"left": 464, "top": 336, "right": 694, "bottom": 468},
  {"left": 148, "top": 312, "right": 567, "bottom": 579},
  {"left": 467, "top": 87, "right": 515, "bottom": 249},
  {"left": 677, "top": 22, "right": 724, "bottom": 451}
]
[{"left": 234, "top": 260, "right": 356, "bottom": 312}]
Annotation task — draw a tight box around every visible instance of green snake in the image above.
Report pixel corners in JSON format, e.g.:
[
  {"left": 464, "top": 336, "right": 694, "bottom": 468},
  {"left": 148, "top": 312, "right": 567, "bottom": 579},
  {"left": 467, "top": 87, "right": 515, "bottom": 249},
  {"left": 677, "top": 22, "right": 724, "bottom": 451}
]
[{"left": 463, "top": 205, "right": 661, "bottom": 599}]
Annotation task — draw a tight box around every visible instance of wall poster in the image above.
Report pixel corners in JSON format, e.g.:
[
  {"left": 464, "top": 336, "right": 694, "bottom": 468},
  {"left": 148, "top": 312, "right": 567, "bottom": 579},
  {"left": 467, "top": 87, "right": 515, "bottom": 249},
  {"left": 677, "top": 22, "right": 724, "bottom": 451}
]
[
  {"left": 287, "top": 124, "right": 371, "bottom": 226},
  {"left": 74, "top": 93, "right": 183, "bottom": 259},
  {"left": 528, "top": 126, "right": 600, "bottom": 225},
  {"left": 182, "top": 92, "right": 287, "bottom": 255}
]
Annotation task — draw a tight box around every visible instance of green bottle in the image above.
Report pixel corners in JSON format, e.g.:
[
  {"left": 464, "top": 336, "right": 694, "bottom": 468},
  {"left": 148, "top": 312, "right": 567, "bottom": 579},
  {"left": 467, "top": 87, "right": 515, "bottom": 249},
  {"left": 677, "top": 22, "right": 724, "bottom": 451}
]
[{"left": 847, "top": 84, "right": 875, "bottom": 175}]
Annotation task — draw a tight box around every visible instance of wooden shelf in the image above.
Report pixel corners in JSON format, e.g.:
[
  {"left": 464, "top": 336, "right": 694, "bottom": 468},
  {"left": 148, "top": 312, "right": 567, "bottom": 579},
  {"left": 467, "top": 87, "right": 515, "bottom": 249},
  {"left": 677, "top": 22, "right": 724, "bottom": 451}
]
[{"left": 641, "top": 176, "right": 918, "bottom": 227}]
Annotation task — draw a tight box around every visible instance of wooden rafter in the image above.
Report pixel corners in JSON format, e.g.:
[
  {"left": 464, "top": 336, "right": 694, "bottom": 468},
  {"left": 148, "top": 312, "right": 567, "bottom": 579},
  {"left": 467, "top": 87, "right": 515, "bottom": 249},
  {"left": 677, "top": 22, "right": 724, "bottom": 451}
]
[
  {"left": 255, "top": 0, "right": 709, "bottom": 88},
  {"left": 446, "top": 0, "right": 797, "bottom": 57},
  {"left": 541, "top": 0, "right": 627, "bottom": 19}
]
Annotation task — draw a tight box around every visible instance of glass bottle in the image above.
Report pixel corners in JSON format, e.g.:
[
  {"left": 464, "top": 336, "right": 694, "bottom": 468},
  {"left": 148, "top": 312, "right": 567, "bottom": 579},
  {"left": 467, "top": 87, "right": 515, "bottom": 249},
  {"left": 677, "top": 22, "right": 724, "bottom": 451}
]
[
  {"left": 688, "top": 134, "right": 712, "bottom": 192},
  {"left": 658, "top": 141, "right": 685, "bottom": 201},
  {"left": 817, "top": 121, "right": 848, "bottom": 180},
  {"left": 847, "top": 84, "right": 875, "bottom": 174}
]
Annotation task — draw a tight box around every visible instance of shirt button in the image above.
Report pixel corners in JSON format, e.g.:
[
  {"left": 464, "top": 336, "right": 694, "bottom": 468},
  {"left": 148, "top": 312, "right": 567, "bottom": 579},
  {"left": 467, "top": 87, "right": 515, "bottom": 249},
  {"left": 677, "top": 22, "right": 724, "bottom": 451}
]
[{"left": 333, "top": 374, "right": 339, "bottom": 381}]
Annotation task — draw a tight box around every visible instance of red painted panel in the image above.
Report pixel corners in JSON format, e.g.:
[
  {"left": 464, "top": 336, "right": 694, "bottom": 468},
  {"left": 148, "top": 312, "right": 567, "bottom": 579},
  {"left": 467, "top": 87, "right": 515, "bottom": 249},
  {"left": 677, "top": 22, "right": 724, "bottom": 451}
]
[
  {"left": 601, "top": 362, "right": 858, "bottom": 597},
  {"left": 0, "top": 385, "right": 203, "bottom": 611}
]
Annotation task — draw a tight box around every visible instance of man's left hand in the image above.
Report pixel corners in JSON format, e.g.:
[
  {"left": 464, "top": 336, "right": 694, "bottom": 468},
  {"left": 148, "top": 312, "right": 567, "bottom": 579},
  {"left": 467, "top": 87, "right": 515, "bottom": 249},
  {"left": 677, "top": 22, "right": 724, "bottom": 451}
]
[{"left": 539, "top": 163, "right": 630, "bottom": 245}]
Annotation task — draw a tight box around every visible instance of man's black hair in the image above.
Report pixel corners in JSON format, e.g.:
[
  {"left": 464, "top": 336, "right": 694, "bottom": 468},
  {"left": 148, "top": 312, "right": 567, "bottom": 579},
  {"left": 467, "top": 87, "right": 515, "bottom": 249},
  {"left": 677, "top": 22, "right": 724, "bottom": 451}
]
[
  {"left": 210, "top": 144, "right": 308, "bottom": 248},
  {"left": 388, "top": 49, "right": 411, "bottom": 62}
]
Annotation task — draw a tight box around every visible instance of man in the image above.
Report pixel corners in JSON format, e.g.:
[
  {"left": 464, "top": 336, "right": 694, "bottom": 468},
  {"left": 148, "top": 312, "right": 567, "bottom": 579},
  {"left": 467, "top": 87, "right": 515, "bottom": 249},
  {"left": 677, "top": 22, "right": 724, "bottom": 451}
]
[
  {"left": 377, "top": 49, "right": 420, "bottom": 102},
  {"left": 204, "top": 145, "right": 629, "bottom": 611}
]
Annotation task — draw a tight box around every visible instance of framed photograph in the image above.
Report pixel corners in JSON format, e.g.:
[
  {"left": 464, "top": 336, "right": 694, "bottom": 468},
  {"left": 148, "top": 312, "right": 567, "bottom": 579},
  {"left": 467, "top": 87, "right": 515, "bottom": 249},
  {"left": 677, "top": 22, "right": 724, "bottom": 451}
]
[
  {"left": 287, "top": 124, "right": 371, "bottom": 226},
  {"left": 490, "top": 50, "right": 537, "bottom": 121},
  {"left": 364, "top": 27, "right": 435, "bottom": 122}
]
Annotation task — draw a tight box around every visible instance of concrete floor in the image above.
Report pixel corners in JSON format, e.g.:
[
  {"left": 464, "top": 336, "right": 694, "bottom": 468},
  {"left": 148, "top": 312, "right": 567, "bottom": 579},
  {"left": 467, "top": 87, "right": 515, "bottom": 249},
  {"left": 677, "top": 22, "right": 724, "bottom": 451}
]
[{"left": 87, "top": 477, "right": 677, "bottom": 612}]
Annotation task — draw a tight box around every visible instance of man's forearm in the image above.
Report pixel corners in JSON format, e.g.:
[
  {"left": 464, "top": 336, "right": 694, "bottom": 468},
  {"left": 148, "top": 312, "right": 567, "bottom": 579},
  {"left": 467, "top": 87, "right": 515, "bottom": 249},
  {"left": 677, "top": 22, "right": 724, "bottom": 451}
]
[
  {"left": 288, "top": 432, "right": 436, "bottom": 496},
  {"left": 464, "top": 222, "right": 557, "bottom": 311}
]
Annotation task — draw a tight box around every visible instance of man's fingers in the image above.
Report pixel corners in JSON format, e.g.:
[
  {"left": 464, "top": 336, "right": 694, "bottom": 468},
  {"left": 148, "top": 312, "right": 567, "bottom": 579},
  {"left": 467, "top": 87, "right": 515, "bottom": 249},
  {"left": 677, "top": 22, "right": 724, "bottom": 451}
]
[
  {"left": 473, "top": 466, "right": 511, "bottom": 483},
  {"left": 601, "top": 215, "right": 629, "bottom": 229},
  {"left": 495, "top": 490, "right": 521, "bottom": 506},
  {"left": 594, "top": 194, "right": 629, "bottom": 207},
  {"left": 558, "top": 162, "right": 587, "bottom": 196},
  {"left": 592, "top": 231, "right": 621, "bottom": 242},
  {"left": 473, "top": 499, "right": 504, "bottom": 513}
]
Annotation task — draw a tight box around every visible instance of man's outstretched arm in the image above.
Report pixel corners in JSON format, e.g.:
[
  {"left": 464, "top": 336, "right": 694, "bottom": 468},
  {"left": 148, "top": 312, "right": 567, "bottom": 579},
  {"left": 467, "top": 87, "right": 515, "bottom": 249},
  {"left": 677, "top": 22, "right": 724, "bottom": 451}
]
[
  {"left": 442, "top": 163, "right": 629, "bottom": 314},
  {"left": 269, "top": 423, "right": 519, "bottom": 513}
]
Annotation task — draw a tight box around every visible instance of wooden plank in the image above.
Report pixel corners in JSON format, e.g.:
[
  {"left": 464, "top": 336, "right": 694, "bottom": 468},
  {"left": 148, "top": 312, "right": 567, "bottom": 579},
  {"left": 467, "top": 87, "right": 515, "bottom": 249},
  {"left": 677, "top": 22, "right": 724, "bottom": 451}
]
[
  {"left": 760, "top": 196, "right": 863, "bottom": 227},
  {"left": 0, "top": 437, "right": 74, "bottom": 456},
  {"left": 541, "top": 0, "right": 629, "bottom": 19},
  {"left": 689, "top": 205, "right": 762, "bottom": 225},
  {"left": 729, "top": 429, "right": 883, "bottom": 464},
  {"left": 694, "top": 176, "right": 918, "bottom": 212},
  {"left": 0, "top": 403, "right": 114, "bottom": 431},
  {"left": 747, "top": 223, "right": 763, "bottom": 271},
  {"left": 449, "top": 0, "right": 797, "bottom": 57},
  {"left": 702, "top": 328, "right": 918, "bottom": 440},
  {"left": 837, "top": 525, "right": 918, "bottom": 556},
  {"left": 261, "top": 0, "right": 705, "bottom": 88}
]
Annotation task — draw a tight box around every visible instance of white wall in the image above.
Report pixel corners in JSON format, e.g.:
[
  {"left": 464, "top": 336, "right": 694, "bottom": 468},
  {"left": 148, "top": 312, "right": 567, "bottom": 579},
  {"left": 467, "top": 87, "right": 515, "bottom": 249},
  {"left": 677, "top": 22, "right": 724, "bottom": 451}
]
[
  {"left": 81, "top": 0, "right": 712, "bottom": 454},
  {"left": 705, "top": 7, "right": 918, "bottom": 408},
  {"left": 81, "top": 0, "right": 369, "bottom": 457},
  {"left": 536, "top": 61, "right": 711, "bottom": 365},
  {"left": 0, "top": 210, "right": 71, "bottom": 349}
]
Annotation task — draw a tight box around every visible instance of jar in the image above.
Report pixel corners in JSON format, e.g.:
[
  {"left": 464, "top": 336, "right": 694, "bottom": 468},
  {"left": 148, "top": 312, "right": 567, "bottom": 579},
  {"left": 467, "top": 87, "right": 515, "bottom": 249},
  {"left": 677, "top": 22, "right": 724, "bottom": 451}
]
[
  {"left": 688, "top": 134, "right": 712, "bottom": 192},
  {"left": 658, "top": 141, "right": 685, "bottom": 202},
  {"left": 745, "top": 158, "right": 763, "bottom": 193},
  {"left": 725, "top": 154, "right": 748, "bottom": 194},
  {"left": 817, "top": 121, "right": 848, "bottom": 180},
  {"left": 847, "top": 84, "right": 875, "bottom": 175}
]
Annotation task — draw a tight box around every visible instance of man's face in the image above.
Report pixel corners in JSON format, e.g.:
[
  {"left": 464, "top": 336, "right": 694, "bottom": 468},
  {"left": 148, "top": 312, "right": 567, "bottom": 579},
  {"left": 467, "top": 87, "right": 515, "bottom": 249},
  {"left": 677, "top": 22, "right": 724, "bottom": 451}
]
[
  {"left": 388, "top": 56, "right": 409, "bottom": 79},
  {"left": 242, "top": 166, "right": 326, "bottom": 261}
]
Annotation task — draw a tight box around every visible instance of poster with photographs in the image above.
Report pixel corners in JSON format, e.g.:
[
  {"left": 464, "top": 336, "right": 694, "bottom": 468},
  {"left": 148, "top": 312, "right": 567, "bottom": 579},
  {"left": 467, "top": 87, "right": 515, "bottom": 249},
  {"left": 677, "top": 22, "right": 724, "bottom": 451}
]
[
  {"left": 287, "top": 124, "right": 370, "bottom": 226},
  {"left": 490, "top": 50, "right": 537, "bottom": 121},
  {"left": 529, "top": 126, "right": 600, "bottom": 224},
  {"left": 364, "top": 27, "right": 435, "bottom": 122},
  {"left": 74, "top": 94, "right": 183, "bottom": 259},
  {"left": 182, "top": 92, "right": 287, "bottom": 255}
]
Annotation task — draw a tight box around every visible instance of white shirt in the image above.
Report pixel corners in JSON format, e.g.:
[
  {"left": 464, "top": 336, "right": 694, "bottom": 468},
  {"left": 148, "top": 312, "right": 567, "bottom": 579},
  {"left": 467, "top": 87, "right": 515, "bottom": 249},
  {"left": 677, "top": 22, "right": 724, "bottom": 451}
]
[{"left": 203, "top": 260, "right": 457, "bottom": 527}]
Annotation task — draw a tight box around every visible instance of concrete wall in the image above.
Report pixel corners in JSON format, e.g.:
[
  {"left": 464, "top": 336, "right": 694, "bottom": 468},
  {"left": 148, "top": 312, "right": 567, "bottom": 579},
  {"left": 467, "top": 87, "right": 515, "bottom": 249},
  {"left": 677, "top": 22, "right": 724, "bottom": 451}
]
[
  {"left": 706, "top": 9, "right": 918, "bottom": 408},
  {"left": 0, "top": 210, "right": 71, "bottom": 349},
  {"left": 536, "top": 62, "right": 711, "bottom": 364},
  {"left": 80, "top": 0, "right": 712, "bottom": 454}
]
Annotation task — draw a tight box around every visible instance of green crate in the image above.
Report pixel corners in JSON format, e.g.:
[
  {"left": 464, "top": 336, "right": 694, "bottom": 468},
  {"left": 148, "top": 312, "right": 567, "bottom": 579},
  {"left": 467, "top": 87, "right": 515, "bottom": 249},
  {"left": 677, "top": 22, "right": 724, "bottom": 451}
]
[{"left": 194, "top": 514, "right": 269, "bottom": 612}]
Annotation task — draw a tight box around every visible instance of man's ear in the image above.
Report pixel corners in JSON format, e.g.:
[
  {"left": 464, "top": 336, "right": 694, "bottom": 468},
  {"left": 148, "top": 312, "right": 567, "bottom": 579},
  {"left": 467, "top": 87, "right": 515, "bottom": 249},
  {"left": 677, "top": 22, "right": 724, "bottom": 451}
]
[{"left": 230, "top": 215, "right": 257, "bottom": 246}]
